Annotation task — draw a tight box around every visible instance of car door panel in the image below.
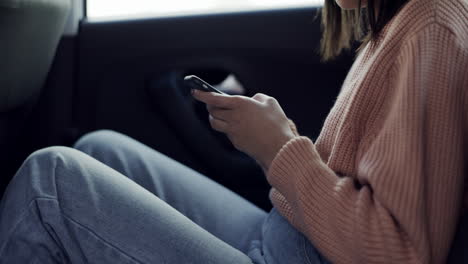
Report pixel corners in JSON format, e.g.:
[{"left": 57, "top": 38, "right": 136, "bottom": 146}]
[{"left": 1, "top": 7, "right": 354, "bottom": 209}]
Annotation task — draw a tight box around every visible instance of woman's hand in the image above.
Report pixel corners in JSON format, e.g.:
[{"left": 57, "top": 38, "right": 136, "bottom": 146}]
[{"left": 192, "top": 90, "right": 297, "bottom": 170}]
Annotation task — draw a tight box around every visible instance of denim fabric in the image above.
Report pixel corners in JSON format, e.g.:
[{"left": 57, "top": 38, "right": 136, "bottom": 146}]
[
  {"left": 248, "top": 208, "right": 330, "bottom": 264},
  {"left": 0, "top": 130, "right": 329, "bottom": 264}
]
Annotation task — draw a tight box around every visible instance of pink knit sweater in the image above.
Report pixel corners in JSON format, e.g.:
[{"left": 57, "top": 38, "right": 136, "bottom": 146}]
[{"left": 267, "top": 0, "right": 468, "bottom": 263}]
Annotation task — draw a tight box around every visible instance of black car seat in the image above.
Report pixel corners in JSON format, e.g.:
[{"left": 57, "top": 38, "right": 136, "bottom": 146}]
[
  {"left": 448, "top": 213, "right": 468, "bottom": 263},
  {"left": 0, "top": 0, "right": 70, "bottom": 192}
]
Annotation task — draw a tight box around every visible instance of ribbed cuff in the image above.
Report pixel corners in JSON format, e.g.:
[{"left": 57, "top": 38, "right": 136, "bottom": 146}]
[
  {"left": 269, "top": 188, "right": 294, "bottom": 220},
  {"left": 266, "top": 136, "right": 339, "bottom": 225}
]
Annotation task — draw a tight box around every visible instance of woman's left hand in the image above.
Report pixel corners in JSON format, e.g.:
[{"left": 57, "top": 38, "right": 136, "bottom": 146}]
[{"left": 192, "top": 90, "right": 296, "bottom": 170}]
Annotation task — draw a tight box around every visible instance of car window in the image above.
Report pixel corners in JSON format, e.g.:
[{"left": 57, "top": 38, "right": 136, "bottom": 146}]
[{"left": 86, "top": 0, "right": 323, "bottom": 20}]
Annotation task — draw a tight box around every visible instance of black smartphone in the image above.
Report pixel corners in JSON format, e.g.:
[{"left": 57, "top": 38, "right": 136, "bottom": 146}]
[{"left": 184, "top": 75, "right": 226, "bottom": 94}]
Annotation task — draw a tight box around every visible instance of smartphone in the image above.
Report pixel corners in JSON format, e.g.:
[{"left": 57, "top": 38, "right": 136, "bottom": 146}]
[{"left": 184, "top": 75, "right": 226, "bottom": 94}]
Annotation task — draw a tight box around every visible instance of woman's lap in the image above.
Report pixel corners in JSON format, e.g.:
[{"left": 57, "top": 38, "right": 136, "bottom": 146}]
[
  {"left": 0, "top": 130, "right": 328, "bottom": 264},
  {"left": 74, "top": 130, "right": 329, "bottom": 264}
]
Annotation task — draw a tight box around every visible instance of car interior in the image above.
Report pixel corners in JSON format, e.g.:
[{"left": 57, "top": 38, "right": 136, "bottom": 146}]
[{"left": 0, "top": 0, "right": 466, "bottom": 262}]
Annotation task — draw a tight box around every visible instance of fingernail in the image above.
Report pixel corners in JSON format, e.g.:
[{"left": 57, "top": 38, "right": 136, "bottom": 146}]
[{"left": 191, "top": 89, "right": 196, "bottom": 95}]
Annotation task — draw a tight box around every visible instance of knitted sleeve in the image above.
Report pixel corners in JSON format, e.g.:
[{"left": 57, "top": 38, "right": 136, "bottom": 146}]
[{"left": 267, "top": 24, "right": 468, "bottom": 264}]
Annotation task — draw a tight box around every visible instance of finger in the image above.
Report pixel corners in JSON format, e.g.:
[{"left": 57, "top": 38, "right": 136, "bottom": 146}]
[
  {"left": 192, "top": 90, "right": 235, "bottom": 109},
  {"left": 252, "top": 93, "right": 270, "bottom": 103},
  {"left": 254, "top": 93, "right": 280, "bottom": 109},
  {"left": 208, "top": 107, "right": 233, "bottom": 122},
  {"left": 209, "top": 115, "right": 229, "bottom": 133},
  {"left": 206, "top": 104, "right": 217, "bottom": 112}
]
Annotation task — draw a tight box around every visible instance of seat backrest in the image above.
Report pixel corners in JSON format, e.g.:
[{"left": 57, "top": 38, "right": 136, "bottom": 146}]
[
  {"left": 0, "top": 0, "right": 70, "bottom": 112},
  {"left": 0, "top": 0, "right": 70, "bottom": 195}
]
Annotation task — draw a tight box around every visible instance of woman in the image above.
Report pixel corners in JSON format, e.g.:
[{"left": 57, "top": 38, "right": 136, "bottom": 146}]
[{"left": 1, "top": 0, "right": 467, "bottom": 263}]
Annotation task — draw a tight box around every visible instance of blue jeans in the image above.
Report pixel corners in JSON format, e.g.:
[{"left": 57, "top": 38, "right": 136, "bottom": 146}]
[{"left": 0, "top": 130, "right": 328, "bottom": 264}]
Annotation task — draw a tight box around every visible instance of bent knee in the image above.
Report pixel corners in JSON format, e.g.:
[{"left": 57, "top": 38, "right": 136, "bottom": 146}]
[
  {"left": 11, "top": 147, "right": 86, "bottom": 191},
  {"left": 26, "top": 146, "right": 85, "bottom": 168},
  {"left": 73, "top": 130, "right": 126, "bottom": 153},
  {"left": 73, "top": 130, "right": 151, "bottom": 161}
]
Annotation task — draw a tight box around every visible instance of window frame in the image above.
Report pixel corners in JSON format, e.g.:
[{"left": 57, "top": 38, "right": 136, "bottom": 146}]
[{"left": 84, "top": 0, "right": 323, "bottom": 21}]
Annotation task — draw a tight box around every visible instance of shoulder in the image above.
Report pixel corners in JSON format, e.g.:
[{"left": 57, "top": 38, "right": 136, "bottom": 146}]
[
  {"left": 377, "top": 0, "right": 468, "bottom": 53},
  {"left": 433, "top": 0, "right": 468, "bottom": 38}
]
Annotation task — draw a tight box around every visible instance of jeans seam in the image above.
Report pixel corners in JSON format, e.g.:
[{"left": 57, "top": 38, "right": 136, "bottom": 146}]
[
  {"left": 60, "top": 208, "right": 147, "bottom": 264},
  {"left": 0, "top": 196, "right": 55, "bottom": 255},
  {"left": 2, "top": 197, "right": 146, "bottom": 264},
  {"left": 51, "top": 152, "right": 151, "bottom": 263}
]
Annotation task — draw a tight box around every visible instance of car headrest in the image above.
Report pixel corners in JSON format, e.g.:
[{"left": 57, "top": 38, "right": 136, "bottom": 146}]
[{"left": 0, "top": 0, "right": 70, "bottom": 112}]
